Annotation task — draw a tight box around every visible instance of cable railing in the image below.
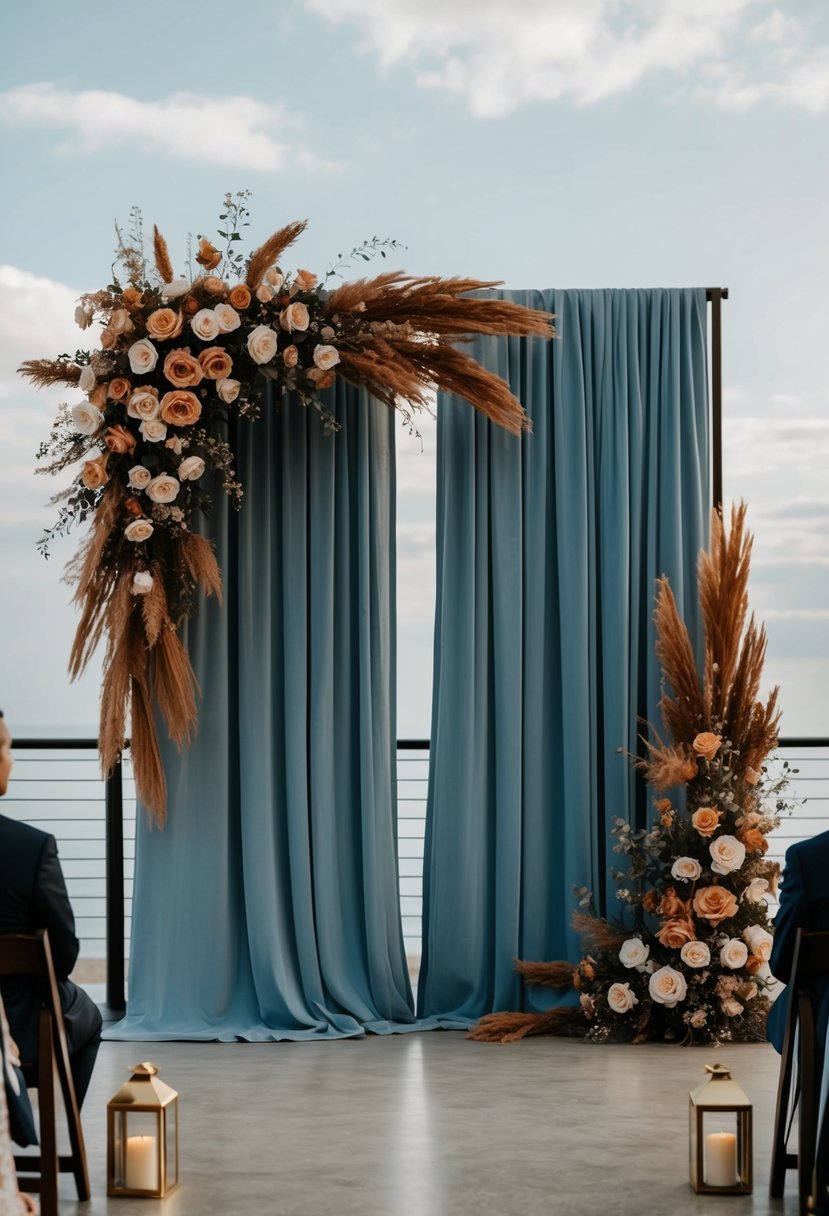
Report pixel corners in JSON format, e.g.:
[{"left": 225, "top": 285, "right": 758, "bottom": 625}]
[{"left": 5, "top": 735, "right": 827, "bottom": 1009}]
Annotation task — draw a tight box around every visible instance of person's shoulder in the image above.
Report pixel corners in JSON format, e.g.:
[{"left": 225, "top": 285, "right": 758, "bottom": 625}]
[
  {"left": 787, "top": 831, "right": 829, "bottom": 863},
  {"left": 0, "top": 814, "right": 51, "bottom": 852}
]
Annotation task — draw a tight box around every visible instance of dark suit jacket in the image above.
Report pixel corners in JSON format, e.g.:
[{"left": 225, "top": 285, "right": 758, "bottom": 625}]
[
  {"left": 767, "top": 830, "right": 829, "bottom": 1053},
  {"left": 0, "top": 814, "right": 97, "bottom": 1063}
]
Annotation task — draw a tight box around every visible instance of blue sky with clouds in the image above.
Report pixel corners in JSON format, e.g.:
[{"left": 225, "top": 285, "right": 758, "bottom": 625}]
[{"left": 1, "top": 0, "right": 827, "bottom": 736}]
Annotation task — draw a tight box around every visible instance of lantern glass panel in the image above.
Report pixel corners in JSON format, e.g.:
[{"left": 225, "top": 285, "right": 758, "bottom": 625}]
[
  {"left": 123, "top": 1110, "right": 162, "bottom": 1192},
  {"left": 166, "top": 1102, "right": 179, "bottom": 1190},
  {"left": 701, "top": 1110, "right": 740, "bottom": 1188}
]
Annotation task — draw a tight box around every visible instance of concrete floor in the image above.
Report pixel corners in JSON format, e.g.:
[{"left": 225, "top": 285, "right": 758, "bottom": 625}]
[{"left": 22, "top": 1032, "right": 802, "bottom": 1216}]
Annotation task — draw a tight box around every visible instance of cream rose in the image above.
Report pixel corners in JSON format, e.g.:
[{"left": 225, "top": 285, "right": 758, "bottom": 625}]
[
  {"left": 139, "top": 419, "right": 167, "bottom": 442},
  {"left": 742, "top": 877, "right": 770, "bottom": 903},
  {"left": 693, "top": 732, "right": 722, "bottom": 760},
  {"left": 78, "top": 365, "right": 96, "bottom": 393},
  {"left": 108, "top": 307, "right": 133, "bottom": 335},
  {"left": 742, "top": 924, "right": 773, "bottom": 962},
  {"left": 255, "top": 283, "right": 274, "bottom": 303},
  {"left": 709, "top": 835, "right": 747, "bottom": 876},
  {"left": 313, "top": 343, "right": 340, "bottom": 371},
  {"left": 75, "top": 302, "right": 94, "bottom": 329},
  {"left": 680, "top": 940, "right": 711, "bottom": 968},
  {"left": 279, "top": 302, "right": 310, "bottom": 332},
  {"left": 293, "top": 268, "right": 317, "bottom": 291},
  {"left": 217, "top": 378, "right": 241, "bottom": 404},
  {"left": 721, "top": 997, "right": 744, "bottom": 1017},
  {"left": 80, "top": 454, "right": 109, "bottom": 490},
  {"left": 607, "top": 982, "right": 639, "bottom": 1014},
  {"left": 648, "top": 965, "right": 687, "bottom": 1008},
  {"left": 162, "top": 278, "right": 191, "bottom": 301},
  {"left": 671, "top": 857, "right": 702, "bottom": 882},
  {"left": 619, "top": 938, "right": 649, "bottom": 969},
  {"left": 128, "top": 337, "right": 159, "bottom": 375},
  {"left": 190, "top": 308, "right": 221, "bottom": 341},
  {"left": 247, "top": 324, "right": 278, "bottom": 364},
  {"left": 127, "top": 387, "right": 161, "bottom": 421},
  {"left": 128, "top": 465, "right": 152, "bottom": 490},
  {"left": 178, "top": 456, "right": 205, "bottom": 481},
  {"left": 131, "top": 570, "right": 154, "bottom": 596},
  {"left": 71, "top": 402, "right": 104, "bottom": 435},
  {"left": 124, "top": 519, "right": 154, "bottom": 542},
  {"left": 265, "top": 268, "right": 284, "bottom": 289},
  {"left": 214, "top": 303, "right": 241, "bottom": 333},
  {"left": 145, "top": 474, "right": 180, "bottom": 504},
  {"left": 720, "top": 938, "right": 749, "bottom": 969},
  {"left": 166, "top": 436, "right": 184, "bottom": 455}
]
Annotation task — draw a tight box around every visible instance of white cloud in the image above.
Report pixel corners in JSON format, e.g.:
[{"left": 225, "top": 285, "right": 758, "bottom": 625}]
[
  {"left": 304, "top": 0, "right": 829, "bottom": 116},
  {"left": 0, "top": 84, "right": 310, "bottom": 171}
]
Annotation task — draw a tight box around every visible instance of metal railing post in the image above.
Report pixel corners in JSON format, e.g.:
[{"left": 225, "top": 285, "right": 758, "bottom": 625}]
[{"left": 105, "top": 757, "right": 126, "bottom": 1012}]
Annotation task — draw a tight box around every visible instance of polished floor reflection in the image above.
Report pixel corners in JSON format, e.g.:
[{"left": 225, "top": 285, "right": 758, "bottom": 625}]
[{"left": 30, "top": 1031, "right": 798, "bottom": 1215}]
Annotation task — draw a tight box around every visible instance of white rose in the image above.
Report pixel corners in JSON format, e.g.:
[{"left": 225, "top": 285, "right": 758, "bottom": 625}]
[
  {"left": 247, "top": 324, "right": 278, "bottom": 365},
  {"left": 161, "top": 278, "right": 191, "bottom": 300},
  {"left": 607, "top": 982, "right": 639, "bottom": 1014},
  {"left": 139, "top": 418, "right": 167, "bottom": 442},
  {"left": 145, "top": 474, "right": 180, "bottom": 504},
  {"left": 217, "top": 377, "right": 241, "bottom": 404},
  {"left": 124, "top": 519, "right": 154, "bottom": 542},
  {"left": 128, "top": 338, "right": 159, "bottom": 375},
  {"left": 742, "top": 924, "right": 773, "bottom": 962},
  {"left": 75, "top": 302, "right": 94, "bottom": 330},
  {"left": 709, "top": 835, "right": 746, "bottom": 876},
  {"left": 165, "top": 436, "right": 184, "bottom": 455},
  {"left": 742, "top": 877, "right": 770, "bottom": 903},
  {"left": 720, "top": 938, "right": 749, "bottom": 969},
  {"left": 131, "top": 570, "right": 154, "bottom": 596},
  {"left": 313, "top": 343, "right": 341, "bottom": 371},
  {"left": 127, "top": 389, "right": 161, "bottom": 421},
  {"left": 214, "top": 303, "right": 241, "bottom": 333},
  {"left": 680, "top": 940, "right": 711, "bottom": 968},
  {"left": 71, "top": 402, "right": 104, "bottom": 435},
  {"left": 619, "top": 938, "right": 649, "bottom": 969},
  {"left": 648, "top": 965, "right": 688, "bottom": 1008},
  {"left": 190, "top": 308, "right": 221, "bottom": 341},
  {"left": 721, "top": 997, "right": 744, "bottom": 1017},
  {"left": 178, "top": 456, "right": 205, "bottom": 481},
  {"left": 78, "top": 365, "right": 96, "bottom": 392},
  {"left": 127, "top": 465, "right": 152, "bottom": 490},
  {"left": 671, "top": 856, "right": 702, "bottom": 882}
]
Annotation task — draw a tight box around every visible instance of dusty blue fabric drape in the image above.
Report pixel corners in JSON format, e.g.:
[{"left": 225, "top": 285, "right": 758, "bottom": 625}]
[
  {"left": 109, "top": 383, "right": 419, "bottom": 1040},
  {"left": 417, "top": 288, "right": 710, "bottom": 1025}
]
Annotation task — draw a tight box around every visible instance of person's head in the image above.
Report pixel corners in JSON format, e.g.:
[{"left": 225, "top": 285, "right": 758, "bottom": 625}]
[{"left": 0, "top": 711, "right": 12, "bottom": 797}]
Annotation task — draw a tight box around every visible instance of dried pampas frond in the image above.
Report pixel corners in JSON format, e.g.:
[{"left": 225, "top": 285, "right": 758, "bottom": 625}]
[
  {"left": 467, "top": 1008, "right": 583, "bottom": 1043},
  {"left": 181, "top": 533, "right": 223, "bottom": 602},
  {"left": 130, "top": 675, "right": 167, "bottom": 824},
  {"left": 152, "top": 627, "right": 199, "bottom": 749},
  {"left": 18, "top": 359, "right": 82, "bottom": 389},
  {"left": 245, "top": 220, "right": 308, "bottom": 290},
  {"left": 514, "top": 960, "right": 578, "bottom": 989},
  {"left": 654, "top": 576, "right": 704, "bottom": 743},
  {"left": 152, "top": 225, "right": 175, "bottom": 283}
]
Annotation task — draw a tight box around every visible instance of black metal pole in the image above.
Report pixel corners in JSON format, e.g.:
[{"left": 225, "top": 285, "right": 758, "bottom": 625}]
[
  {"left": 105, "top": 758, "right": 126, "bottom": 1012},
  {"left": 706, "top": 287, "right": 729, "bottom": 513}
]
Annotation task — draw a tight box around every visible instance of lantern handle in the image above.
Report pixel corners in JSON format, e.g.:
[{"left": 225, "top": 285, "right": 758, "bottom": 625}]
[
  {"left": 704, "top": 1063, "right": 732, "bottom": 1080},
  {"left": 129, "top": 1062, "right": 160, "bottom": 1077}
]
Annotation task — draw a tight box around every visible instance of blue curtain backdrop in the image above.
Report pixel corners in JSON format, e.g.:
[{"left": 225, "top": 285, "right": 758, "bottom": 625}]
[
  {"left": 417, "top": 288, "right": 710, "bottom": 1025},
  {"left": 109, "top": 383, "right": 420, "bottom": 1040}
]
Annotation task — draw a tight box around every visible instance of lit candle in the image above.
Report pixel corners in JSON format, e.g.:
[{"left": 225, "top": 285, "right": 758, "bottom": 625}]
[
  {"left": 126, "top": 1134, "right": 158, "bottom": 1191},
  {"left": 706, "top": 1131, "right": 737, "bottom": 1187}
]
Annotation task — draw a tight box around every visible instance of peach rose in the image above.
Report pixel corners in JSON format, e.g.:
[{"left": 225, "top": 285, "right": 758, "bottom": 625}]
[
  {"left": 145, "top": 473, "right": 180, "bottom": 504},
  {"left": 88, "top": 384, "right": 108, "bottom": 407},
  {"left": 104, "top": 425, "right": 137, "bottom": 454},
  {"left": 744, "top": 766, "right": 761, "bottom": 785},
  {"left": 164, "top": 349, "right": 204, "bottom": 388},
  {"left": 691, "top": 806, "right": 721, "bottom": 838},
  {"left": 140, "top": 418, "right": 167, "bottom": 442},
  {"left": 693, "top": 732, "right": 722, "bottom": 760},
  {"left": 227, "top": 284, "right": 251, "bottom": 310},
  {"left": 266, "top": 268, "right": 284, "bottom": 289},
  {"left": 657, "top": 887, "right": 687, "bottom": 918},
  {"left": 217, "top": 378, "right": 241, "bottom": 404},
  {"left": 255, "top": 283, "right": 274, "bottom": 303},
  {"left": 100, "top": 328, "right": 116, "bottom": 350},
  {"left": 692, "top": 884, "right": 738, "bottom": 926},
  {"left": 202, "top": 276, "right": 228, "bottom": 298},
  {"left": 196, "top": 239, "right": 221, "bottom": 271},
  {"left": 127, "top": 387, "right": 161, "bottom": 421},
  {"left": 282, "top": 344, "right": 299, "bottom": 368},
  {"left": 198, "top": 346, "right": 233, "bottom": 380},
  {"left": 721, "top": 997, "right": 743, "bottom": 1018},
  {"left": 279, "top": 302, "right": 310, "bottom": 332},
  {"left": 146, "top": 308, "right": 184, "bottom": 342},
  {"left": 307, "top": 368, "right": 335, "bottom": 390},
  {"left": 656, "top": 917, "right": 696, "bottom": 949},
  {"left": 124, "top": 519, "right": 154, "bottom": 542},
  {"left": 214, "top": 303, "right": 241, "bottom": 333},
  {"left": 80, "top": 453, "right": 109, "bottom": 490},
  {"left": 122, "top": 286, "right": 144, "bottom": 307},
  {"left": 745, "top": 955, "right": 765, "bottom": 975},
  {"left": 294, "top": 268, "right": 317, "bottom": 291},
  {"left": 108, "top": 308, "right": 133, "bottom": 335},
  {"left": 739, "top": 827, "right": 769, "bottom": 855},
  {"left": 107, "top": 377, "right": 131, "bottom": 401},
  {"left": 160, "top": 390, "right": 202, "bottom": 427}
]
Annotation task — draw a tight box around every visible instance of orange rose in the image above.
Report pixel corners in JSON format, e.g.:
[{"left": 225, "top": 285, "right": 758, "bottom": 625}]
[
  {"left": 745, "top": 955, "right": 765, "bottom": 975},
  {"left": 641, "top": 890, "right": 660, "bottom": 914},
  {"left": 121, "top": 286, "right": 144, "bottom": 307},
  {"left": 739, "top": 827, "right": 769, "bottom": 855},
  {"left": 163, "top": 349, "right": 204, "bottom": 388},
  {"left": 160, "top": 390, "right": 202, "bottom": 427},
  {"left": 80, "top": 453, "right": 109, "bottom": 489},
  {"left": 184, "top": 296, "right": 200, "bottom": 315},
  {"left": 88, "top": 384, "right": 108, "bottom": 407},
  {"left": 691, "top": 807, "right": 721, "bottom": 838},
  {"left": 107, "top": 377, "right": 131, "bottom": 401},
  {"left": 692, "top": 884, "right": 738, "bottom": 926},
  {"left": 146, "top": 308, "right": 184, "bottom": 341},
  {"left": 124, "top": 497, "right": 144, "bottom": 518},
  {"left": 314, "top": 369, "right": 336, "bottom": 390},
  {"left": 196, "top": 239, "right": 222, "bottom": 271},
  {"left": 693, "top": 732, "right": 722, "bottom": 760},
  {"left": 100, "top": 328, "right": 116, "bottom": 350},
  {"left": 656, "top": 798, "right": 672, "bottom": 815},
  {"left": 656, "top": 917, "right": 696, "bottom": 949},
  {"left": 202, "top": 275, "right": 228, "bottom": 298},
  {"left": 294, "top": 268, "right": 317, "bottom": 291},
  {"left": 657, "top": 887, "right": 687, "bottom": 918},
  {"left": 103, "top": 425, "right": 137, "bottom": 454},
  {"left": 198, "top": 346, "right": 233, "bottom": 380},
  {"left": 227, "top": 284, "right": 251, "bottom": 310}
]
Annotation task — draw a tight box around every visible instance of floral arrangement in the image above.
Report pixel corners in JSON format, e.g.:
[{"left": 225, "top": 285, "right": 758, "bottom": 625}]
[
  {"left": 471, "top": 503, "right": 793, "bottom": 1045},
  {"left": 22, "top": 193, "right": 553, "bottom": 821}
]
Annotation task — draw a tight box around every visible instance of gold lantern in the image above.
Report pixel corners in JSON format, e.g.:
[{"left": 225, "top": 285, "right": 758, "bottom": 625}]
[
  {"left": 689, "top": 1063, "right": 753, "bottom": 1194},
  {"left": 107, "top": 1062, "right": 179, "bottom": 1197}
]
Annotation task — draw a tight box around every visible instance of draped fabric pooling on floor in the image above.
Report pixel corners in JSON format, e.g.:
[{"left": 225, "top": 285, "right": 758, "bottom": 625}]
[
  {"left": 109, "top": 383, "right": 421, "bottom": 1040},
  {"left": 418, "top": 288, "right": 711, "bottom": 1025}
]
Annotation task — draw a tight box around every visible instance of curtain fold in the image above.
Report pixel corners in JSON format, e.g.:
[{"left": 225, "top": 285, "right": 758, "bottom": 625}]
[
  {"left": 418, "top": 288, "right": 710, "bottom": 1025},
  {"left": 109, "top": 383, "right": 418, "bottom": 1041}
]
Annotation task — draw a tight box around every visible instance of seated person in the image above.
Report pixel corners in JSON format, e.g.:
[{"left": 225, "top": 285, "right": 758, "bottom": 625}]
[
  {"left": 0, "top": 711, "right": 102, "bottom": 1109},
  {"left": 0, "top": 1015, "right": 37, "bottom": 1214}
]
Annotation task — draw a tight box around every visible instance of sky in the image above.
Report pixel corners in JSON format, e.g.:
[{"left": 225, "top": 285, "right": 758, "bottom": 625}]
[{"left": 0, "top": 0, "right": 827, "bottom": 739}]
